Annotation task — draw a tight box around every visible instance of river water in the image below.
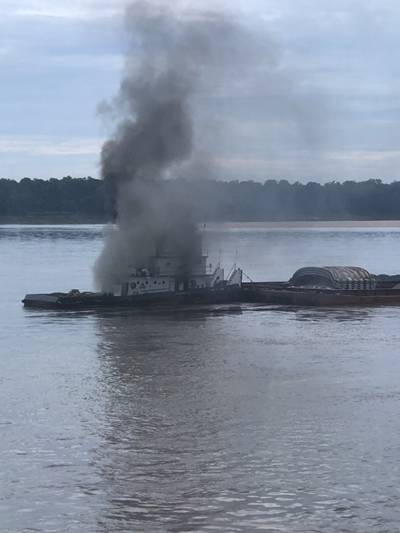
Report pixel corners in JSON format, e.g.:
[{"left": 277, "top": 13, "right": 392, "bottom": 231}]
[{"left": 2, "top": 223, "right": 400, "bottom": 532}]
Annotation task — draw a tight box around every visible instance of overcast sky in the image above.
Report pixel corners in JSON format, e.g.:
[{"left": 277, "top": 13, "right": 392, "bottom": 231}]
[{"left": 2, "top": 0, "right": 400, "bottom": 182}]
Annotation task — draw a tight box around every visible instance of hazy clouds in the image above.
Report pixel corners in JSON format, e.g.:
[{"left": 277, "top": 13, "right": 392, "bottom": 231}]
[{"left": 2, "top": 0, "right": 400, "bottom": 181}]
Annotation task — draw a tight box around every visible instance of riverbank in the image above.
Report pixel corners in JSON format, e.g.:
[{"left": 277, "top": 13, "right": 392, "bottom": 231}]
[
  {"left": 3, "top": 217, "right": 400, "bottom": 227},
  {"left": 0, "top": 215, "right": 108, "bottom": 224}
]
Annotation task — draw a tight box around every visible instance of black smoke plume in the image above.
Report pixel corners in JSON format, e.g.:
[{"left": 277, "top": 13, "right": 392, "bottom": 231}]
[{"left": 94, "top": 2, "right": 259, "bottom": 290}]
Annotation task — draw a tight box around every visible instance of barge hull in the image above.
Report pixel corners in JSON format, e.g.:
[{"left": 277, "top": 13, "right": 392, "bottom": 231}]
[{"left": 243, "top": 283, "right": 400, "bottom": 307}]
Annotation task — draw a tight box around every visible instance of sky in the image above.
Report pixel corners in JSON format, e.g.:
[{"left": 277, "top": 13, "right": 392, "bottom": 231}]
[{"left": 1, "top": 0, "right": 400, "bottom": 182}]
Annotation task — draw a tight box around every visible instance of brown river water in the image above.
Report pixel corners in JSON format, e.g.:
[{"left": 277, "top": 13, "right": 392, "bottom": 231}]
[{"left": 1, "top": 223, "right": 400, "bottom": 532}]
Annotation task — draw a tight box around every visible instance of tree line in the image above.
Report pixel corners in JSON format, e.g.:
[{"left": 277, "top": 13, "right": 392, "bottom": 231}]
[{"left": 1, "top": 176, "right": 400, "bottom": 221}]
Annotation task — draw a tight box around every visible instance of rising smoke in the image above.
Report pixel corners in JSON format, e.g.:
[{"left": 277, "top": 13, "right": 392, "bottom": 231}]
[
  {"left": 94, "top": 1, "right": 267, "bottom": 290},
  {"left": 94, "top": 1, "right": 318, "bottom": 291}
]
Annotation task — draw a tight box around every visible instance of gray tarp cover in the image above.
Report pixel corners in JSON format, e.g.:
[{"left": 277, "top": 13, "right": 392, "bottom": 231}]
[{"left": 290, "top": 266, "right": 373, "bottom": 287}]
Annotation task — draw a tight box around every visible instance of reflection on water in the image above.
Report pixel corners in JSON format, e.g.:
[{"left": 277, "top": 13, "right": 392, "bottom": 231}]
[
  {"left": 246, "top": 304, "right": 374, "bottom": 323},
  {"left": 3, "top": 225, "right": 400, "bottom": 532},
  {"left": 283, "top": 306, "right": 374, "bottom": 323},
  {"left": 86, "top": 305, "right": 400, "bottom": 532}
]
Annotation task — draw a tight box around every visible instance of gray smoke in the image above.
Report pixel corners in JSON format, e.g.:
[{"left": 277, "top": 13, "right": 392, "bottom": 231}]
[
  {"left": 94, "top": 2, "right": 266, "bottom": 290},
  {"left": 94, "top": 2, "right": 321, "bottom": 290}
]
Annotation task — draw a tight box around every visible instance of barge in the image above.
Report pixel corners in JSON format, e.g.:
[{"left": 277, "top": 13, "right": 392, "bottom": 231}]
[
  {"left": 243, "top": 267, "right": 400, "bottom": 307},
  {"left": 243, "top": 283, "right": 400, "bottom": 306}
]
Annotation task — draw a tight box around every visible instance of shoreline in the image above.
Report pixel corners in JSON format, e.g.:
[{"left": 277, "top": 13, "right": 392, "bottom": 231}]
[
  {"left": 2, "top": 218, "right": 400, "bottom": 228},
  {"left": 0, "top": 215, "right": 108, "bottom": 225}
]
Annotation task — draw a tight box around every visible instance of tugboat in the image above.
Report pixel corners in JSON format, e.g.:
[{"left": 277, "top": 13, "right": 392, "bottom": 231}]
[{"left": 22, "top": 237, "right": 243, "bottom": 309}]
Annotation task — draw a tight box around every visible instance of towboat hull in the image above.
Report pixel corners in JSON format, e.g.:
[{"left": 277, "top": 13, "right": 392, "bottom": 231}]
[{"left": 23, "top": 286, "right": 243, "bottom": 309}]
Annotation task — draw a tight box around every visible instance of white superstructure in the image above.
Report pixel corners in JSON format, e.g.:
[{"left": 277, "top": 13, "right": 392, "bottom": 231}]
[{"left": 112, "top": 241, "right": 242, "bottom": 297}]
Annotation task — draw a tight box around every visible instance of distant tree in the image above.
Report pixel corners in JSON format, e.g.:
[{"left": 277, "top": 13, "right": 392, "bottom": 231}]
[{"left": 1, "top": 176, "right": 400, "bottom": 221}]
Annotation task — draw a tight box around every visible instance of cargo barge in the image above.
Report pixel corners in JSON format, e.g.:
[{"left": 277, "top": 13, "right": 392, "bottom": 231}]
[
  {"left": 243, "top": 267, "right": 400, "bottom": 307},
  {"left": 242, "top": 283, "right": 400, "bottom": 306}
]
